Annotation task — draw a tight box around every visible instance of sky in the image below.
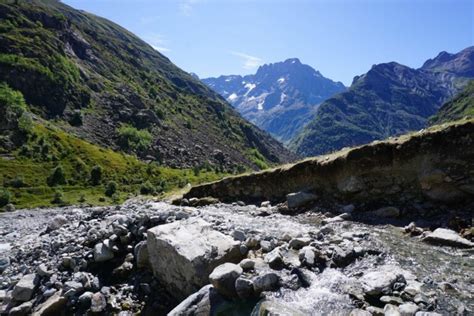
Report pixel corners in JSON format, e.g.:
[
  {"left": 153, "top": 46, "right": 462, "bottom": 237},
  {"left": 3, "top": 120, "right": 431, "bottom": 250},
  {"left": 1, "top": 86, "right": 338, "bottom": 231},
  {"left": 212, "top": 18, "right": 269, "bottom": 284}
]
[{"left": 62, "top": 0, "right": 473, "bottom": 86}]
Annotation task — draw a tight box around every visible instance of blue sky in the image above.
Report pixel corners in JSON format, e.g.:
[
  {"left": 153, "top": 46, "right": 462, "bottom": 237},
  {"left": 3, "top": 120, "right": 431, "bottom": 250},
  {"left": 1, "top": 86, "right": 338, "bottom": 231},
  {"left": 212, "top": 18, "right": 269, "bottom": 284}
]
[{"left": 63, "top": 0, "right": 473, "bottom": 86}]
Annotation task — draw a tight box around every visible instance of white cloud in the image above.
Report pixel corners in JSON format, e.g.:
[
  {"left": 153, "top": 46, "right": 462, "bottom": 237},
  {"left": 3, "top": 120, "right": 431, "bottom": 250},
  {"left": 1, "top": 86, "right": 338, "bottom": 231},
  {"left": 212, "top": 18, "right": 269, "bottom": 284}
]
[
  {"left": 142, "top": 34, "right": 171, "bottom": 53},
  {"left": 231, "top": 51, "right": 263, "bottom": 70},
  {"left": 179, "top": 0, "right": 199, "bottom": 16}
]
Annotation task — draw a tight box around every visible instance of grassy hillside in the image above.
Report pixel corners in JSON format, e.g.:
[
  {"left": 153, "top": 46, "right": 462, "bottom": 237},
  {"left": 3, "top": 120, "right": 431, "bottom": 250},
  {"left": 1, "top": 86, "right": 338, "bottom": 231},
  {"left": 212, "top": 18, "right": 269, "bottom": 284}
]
[
  {"left": 0, "top": 0, "right": 294, "bottom": 171},
  {"left": 430, "top": 80, "right": 474, "bottom": 125}
]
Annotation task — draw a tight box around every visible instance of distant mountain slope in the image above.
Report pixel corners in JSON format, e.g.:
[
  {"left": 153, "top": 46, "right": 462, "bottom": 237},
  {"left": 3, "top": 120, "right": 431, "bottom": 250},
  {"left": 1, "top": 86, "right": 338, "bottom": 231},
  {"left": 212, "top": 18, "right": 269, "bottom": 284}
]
[
  {"left": 290, "top": 47, "right": 474, "bottom": 157},
  {"left": 430, "top": 80, "right": 474, "bottom": 125},
  {"left": 0, "top": 0, "right": 295, "bottom": 170},
  {"left": 202, "top": 58, "right": 345, "bottom": 142}
]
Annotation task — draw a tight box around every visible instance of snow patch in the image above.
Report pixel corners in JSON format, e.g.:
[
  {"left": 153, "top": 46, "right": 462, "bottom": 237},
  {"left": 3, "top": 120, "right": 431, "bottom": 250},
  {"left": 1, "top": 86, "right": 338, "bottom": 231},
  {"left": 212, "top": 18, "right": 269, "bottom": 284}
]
[
  {"left": 244, "top": 83, "right": 256, "bottom": 96},
  {"left": 227, "top": 93, "right": 238, "bottom": 101},
  {"left": 277, "top": 77, "right": 286, "bottom": 84}
]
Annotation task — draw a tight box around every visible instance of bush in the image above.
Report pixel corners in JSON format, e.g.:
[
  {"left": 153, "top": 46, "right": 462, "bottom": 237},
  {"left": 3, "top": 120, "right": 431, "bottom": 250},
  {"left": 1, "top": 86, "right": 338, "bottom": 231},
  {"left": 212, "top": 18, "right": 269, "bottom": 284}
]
[
  {"left": 47, "top": 166, "right": 67, "bottom": 186},
  {"left": 105, "top": 180, "right": 118, "bottom": 197},
  {"left": 0, "top": 189, "right": 12, "bottom": 207},
  {"left": 140, "top": 181, "right": 155, "bottom": 195},
  {"left": 5, "top": 176, "right": 26, "bottom": 188},
  {"left": 69, "top": 110, "right": 83, "bottom": 126},
  {"left": 51, "top": 190, "right": 65, "bottom": 204},
  {"left": 117, "top": 124, "right": 152, "bottom": 152},
  {"left": 78, "top": 194, "right": 86, "bottom": 203},
  {"left": 90, "top": 165, "right": 102, "bottom": 185}
]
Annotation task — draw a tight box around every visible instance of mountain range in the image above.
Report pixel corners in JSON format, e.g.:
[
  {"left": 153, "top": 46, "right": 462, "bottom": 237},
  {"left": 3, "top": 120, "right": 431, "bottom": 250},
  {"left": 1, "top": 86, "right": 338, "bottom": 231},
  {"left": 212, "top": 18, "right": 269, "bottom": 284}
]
[
  {"left": 0, "top": 0, "right": 295, "bottom": 171},
  {"left": 202, "top": 59, "right": 346, "bottom": 142},
  {"left": 289, "top": 47, "right": 474, "bottom": 156}
]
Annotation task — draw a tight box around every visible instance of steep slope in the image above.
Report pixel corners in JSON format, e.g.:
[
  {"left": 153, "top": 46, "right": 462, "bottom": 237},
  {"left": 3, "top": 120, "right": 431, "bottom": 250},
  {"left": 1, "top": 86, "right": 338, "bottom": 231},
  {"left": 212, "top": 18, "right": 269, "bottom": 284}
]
[
  {"left": 203, "top": 58, "right": 345, "bottom": 142},
  {"left": 290, "top": 47, "right": 474, "bottom": 157},
  {"left": 430, "top": 80, "right": 474, "bottom": 124},
  {"left": 0, "top": 0, "right": 295, "bottom": 170}
]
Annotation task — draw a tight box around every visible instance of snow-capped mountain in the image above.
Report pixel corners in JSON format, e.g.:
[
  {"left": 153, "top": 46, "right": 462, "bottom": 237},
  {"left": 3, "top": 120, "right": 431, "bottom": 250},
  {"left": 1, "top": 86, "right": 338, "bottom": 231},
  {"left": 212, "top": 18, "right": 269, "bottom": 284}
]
[{"left": 202, "top": 58, "right": 346, "bottom": 142}]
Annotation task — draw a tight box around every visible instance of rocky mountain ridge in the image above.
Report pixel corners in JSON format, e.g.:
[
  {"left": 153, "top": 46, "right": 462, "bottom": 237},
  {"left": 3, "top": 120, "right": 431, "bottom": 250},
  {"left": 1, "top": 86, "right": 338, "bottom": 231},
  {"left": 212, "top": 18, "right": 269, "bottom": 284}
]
[
  {"left": 290, "top": 46, "right": 474, "bottom": 157},
  {"left": 203, "top": 58, "right": 346, "bottom": 142}
]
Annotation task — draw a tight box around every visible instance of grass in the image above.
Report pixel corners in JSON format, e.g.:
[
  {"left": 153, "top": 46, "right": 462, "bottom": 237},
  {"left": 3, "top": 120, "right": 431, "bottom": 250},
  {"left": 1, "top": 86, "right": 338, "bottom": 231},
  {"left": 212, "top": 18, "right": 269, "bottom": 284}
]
[{"left": 0, "top": 121, "right": 227, "bottom": 210}]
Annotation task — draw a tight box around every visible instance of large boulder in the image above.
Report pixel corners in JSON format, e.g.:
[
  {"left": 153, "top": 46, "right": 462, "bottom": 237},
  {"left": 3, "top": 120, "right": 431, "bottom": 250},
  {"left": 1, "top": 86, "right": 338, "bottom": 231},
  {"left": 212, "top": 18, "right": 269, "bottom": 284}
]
[
  {"left": 147, "top": 218, "right": 242, "bottom": 300},
  {"left": 168, "top": 285, "right": 227, "bottom": 316},
  {"left": 422, "top": 228, "right": 474, "bottom": 248},
  {"left": 359, "top": 265, "right": 407, "bottom": 296},
  {"left": 286, "top": 192, "right": 317, "bottom": 209}
]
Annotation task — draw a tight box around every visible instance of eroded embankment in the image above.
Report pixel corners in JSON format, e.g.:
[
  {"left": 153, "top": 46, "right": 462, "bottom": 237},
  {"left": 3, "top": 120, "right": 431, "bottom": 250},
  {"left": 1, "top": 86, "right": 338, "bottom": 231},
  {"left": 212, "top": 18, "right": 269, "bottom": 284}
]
[{"left": 185, "top": 119, "right": 474, "bottom": 211}]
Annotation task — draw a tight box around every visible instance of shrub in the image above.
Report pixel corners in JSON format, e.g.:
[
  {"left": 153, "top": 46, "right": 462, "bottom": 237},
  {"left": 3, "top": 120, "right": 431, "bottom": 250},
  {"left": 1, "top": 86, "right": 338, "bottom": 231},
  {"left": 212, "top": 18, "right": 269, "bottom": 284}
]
[
  {"left": 117, "top": 124, "right": 152, "bottom": 152},
  {"left": 140, "top": 181, "right": 155, "bottom": 195},
  {"left": 0, "top": 189, "right": 11, "bottom": 207},
  {"left": 51, "top": 190, "right": 65, "bottom": 204},
  {"left": 5, "top": 176, "right": 26, "bottom": 188},
  {"left": 105, "top": 180, "right": 118, "bottom": 197},
  {"left": 69, "top": 110, "right": 83, "bottom": 126},
  {"left": 90, "top": 165, "right": 102, "bottom": 185},
  {"left": 47, "top": 166, "right": 66, "bottom": 186},
  {"left": 78, "top": 194, "right": 86, "bottom": 203}
]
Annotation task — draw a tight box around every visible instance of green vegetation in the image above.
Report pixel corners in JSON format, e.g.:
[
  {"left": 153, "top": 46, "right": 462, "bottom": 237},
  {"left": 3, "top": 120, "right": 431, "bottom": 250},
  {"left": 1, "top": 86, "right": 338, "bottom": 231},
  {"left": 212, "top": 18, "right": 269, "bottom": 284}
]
[
  {"left": 430, "top": 80, "right": 474, "bottom": 125},
  {"left": 248, "top": 149, "right": 270, "bottom": 170},
  {"left": 0, "top": 121, "right": 226, "bottom": 209},
  {"left": 117, "top": 124, "right": 153, "bottom": 152}
]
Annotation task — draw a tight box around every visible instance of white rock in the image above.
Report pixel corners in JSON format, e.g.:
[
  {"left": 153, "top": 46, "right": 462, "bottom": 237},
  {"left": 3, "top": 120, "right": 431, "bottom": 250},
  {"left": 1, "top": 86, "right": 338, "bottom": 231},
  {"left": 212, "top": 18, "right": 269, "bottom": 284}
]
[
  {"left": 384, "top": 304, "right": 401, "bottom": 316},
  {"left": 422, "top": 228, "right": 474, "bottom": 248},
  {"left": 359, "top": 265, "right": 406, "bottom": 296},
  {"left": 399, "top": 302, "right": 419, "bottom": 316},
  {"left": 147, "top": 217, "right": 242, "bottom": 299},
  {"left": 93, "top": 242, "right": 114, "bottom": 262},
  {"left": 286, "top": 192, "right": 317, "bottom": 209},
  {"left": 209, "top": 263, "right": 242, "bottom": 299}
]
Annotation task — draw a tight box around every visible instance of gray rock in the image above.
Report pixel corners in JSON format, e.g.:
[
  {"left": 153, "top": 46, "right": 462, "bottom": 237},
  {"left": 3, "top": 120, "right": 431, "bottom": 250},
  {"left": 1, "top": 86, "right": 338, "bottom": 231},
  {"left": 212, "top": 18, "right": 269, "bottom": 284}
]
[
  {"left": 232, "top": 230, "right": 246, "bottom": 241},
  {"left": 321, "top": 215, "right": 346, "bottom": 225},
  {"left": 36, "top": 264, "right": 52, "bottom": 278},
  {"left": 0, "top": 256, "right": 10, "bottom": 273},
  {"left": 380, "top": 295, "right": 403, "bottom": 305},
  {"left": 384, "top": 304, "right": 401, "bottom": 316},
  {"left": 264, "top": 248, "right": 284, "bottom": 270},
  {"left": 253, "top": 272, "right": 280, "bottom": 293},
  {"left": 209, "top": 263, "right": 242, "bottom": 299},
  {"left": 288, "top": 237, "right": 311, "bottom": 250},
  {"left": 235, "top": 277, "right": 255, "bottom": 299},
  {"left": 260, "top": 240, "right": 275, "bottom": 253},
  {"left": 167, "top": 285, "right": 227, "bottom": 316},
  {"left": 360, "top": 266, "right": 405, "bottom": 296},
  {"left": 47, "top": 215, "right": 67, "bottom": 231},
  {"left": 134, "top": 241, "right": 149, "bottom": 269},
  {"left": 422, "top": 228, "right": 474, "bottom": 248},
  {"left": 286, "top": 191, "right": 317, "bottom": 209},
  {"left": 366, "top": 306, "right": 385, "bottom": 316},
  {"left": 12, "top": 274, "right": 37, "bottom": 302},
  {"left": 93, "top": 241, "right": 114, "bottom": 262},
  {"left": 371, "top": 206, "right": 400, "bottom": 218},
  {"left": 239, "top": 259, "right": 255, "bottom": 270},
  {"left": 31, "top": 292, "right": 66, "bottom": 316},
  {"left": 5, "top": 203, "right": 15, "bottom": 212},
  {"left": 63, "top": 281, "right": 84, "bottom": 297},
  {"left": 90, "top": 292, "right": 106, "bottom": 313},
  {"left": 78, "top": 291, "right": 93, "bottom": 308},
  {"left": 399, "top": 302, "right": 419, "bottom": 316},
  {"left": 147, "top": 217, "right": 242, "bottom": 300},
  {"left": 8, "top": 301, "right": 32, "bottom": 316},
  {"left": 414, "top": 313, "right": 442, "bottom": 316}
]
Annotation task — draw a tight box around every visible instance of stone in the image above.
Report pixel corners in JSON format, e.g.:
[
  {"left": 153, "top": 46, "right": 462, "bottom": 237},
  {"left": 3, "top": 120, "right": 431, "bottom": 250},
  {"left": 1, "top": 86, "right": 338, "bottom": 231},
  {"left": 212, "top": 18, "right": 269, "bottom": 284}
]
[
  {"left": 286, "top": 191, "right": 317, "bottom": 209},
  {"left": 235, "top": 277, "right": 255, "bottom": 299},
  {"left": 399, "top": 302, "right": 419, "bottom": 316},
  {"left": 147, "top": 217, "right": 242, "bottom": 300},
  {"left": 414, "top": 313, "right": 442, "bottom": 316},
  {"left": 78, "top": 291, "right": 93, "bottom": 308},
  {"left": 380, "top": 295, "right": 403, "bottom": 305},
  {"left": 12, "top": 274, "right": 37, "bottom": 302},
  {"left": 349, "top": 309, "right": 371, "bottom": 316},
  {"left": 31, "top": 293, "right": 66, "bottom": 316},
  {"left": 0, "top": 256, "right": 10, "bottom": 274},
  {"left": 209, "top": 263, "right": 242, "bottom": 299},
  {"left": 167, "top": 285, "right": 227, "bottom": 316},
  {"left": 384, "top": 304, "right": 401, "bottom": 316},
  {"left": 253, "top": 300, "right": 306, "bottom": 316},
  {"left": 253, "top": 272, "right": 280, "bottom": 293},
  {"left": 8, "top": 301, "right": 32, "bottom": 316},
  {"left": 422, "top": 228, "right": 474, "bottom": 248},
  {"left": 321, "top": 215, "right": 346, "bottom": 225},
  {"left": 36, "top": 264, "right": 52, "bottom": 278},
  {"left": 47, "top": 215, "right": 68, "bottom": 231},
  {"left": 260, "top": 240, "right": 275, "bottom": 253},
  {"left": 264, "top": 248, "right": 284, "bottom": 270},
  {"left": 232, "top": 230, "right": 246, "bottom": 241},
  {"left": 371, "top": 206, "right": 400, "bottom": 218},
  {"left": 90, "top": 292, "right": 107, "bottom": 313},
  {"left": 289, "top": 237, "right": 311, "bottom": 250},
  {"left": 261, "top": 201, "right": 271, "bottom": 207},
  {"left": 359, "top": 266, "right": 406, "bottom": 296},
  {"left": 93, "top": 241, "right": 114, "bottom": 262},
  {"left": 134, "top": 241, "right": 149, "bottom": 269},
  {"left": 63, "top": 281, "right": 84, "bottom": 297},
  {"left": 343, "top": 204, "right": 355, "bottom": 213},
  {"left": 5, "top": 203, "right": 15, "bottom": 212},
  {"left": 366, "top": 306, "right": 385, "bottom": 316},
  {"left": 239, "top": 259, "right": 255, "bottom": 270}
]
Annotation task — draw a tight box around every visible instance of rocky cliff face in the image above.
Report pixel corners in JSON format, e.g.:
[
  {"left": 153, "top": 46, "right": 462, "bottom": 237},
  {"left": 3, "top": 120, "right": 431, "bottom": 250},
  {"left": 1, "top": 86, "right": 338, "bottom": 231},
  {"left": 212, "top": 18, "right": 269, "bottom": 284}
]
[
  {"left": 430, "top": 80, "right": 474, "bottom": 125},
  {"left": 0, "top": 0, "right": 295, "bottom": 170},
  {"left": 187, "top": 118, "right": 474, "bottom": 213},
  {"left": 290, "top": 47, "right": 474, "bottom": 157},
  {"left": 203, "top": 58, "right": 346, "bottom": 142}
]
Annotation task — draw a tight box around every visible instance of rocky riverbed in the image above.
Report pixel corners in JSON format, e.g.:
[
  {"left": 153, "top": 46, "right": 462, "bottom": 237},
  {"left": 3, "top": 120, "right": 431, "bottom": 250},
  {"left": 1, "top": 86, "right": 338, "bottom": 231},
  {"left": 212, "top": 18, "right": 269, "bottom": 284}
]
[{"left": 0, "top": 199, "right": 472, "bottom": 315}]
